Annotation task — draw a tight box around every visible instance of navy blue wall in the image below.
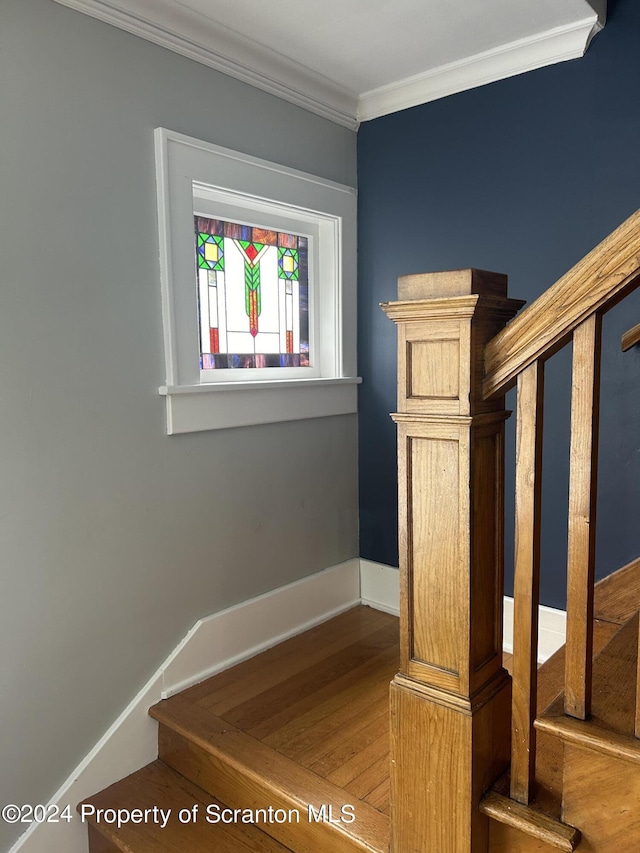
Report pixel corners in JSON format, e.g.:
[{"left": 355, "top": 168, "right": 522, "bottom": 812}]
[{"left": 357, "top": 0, "right": 640, "bottom": 609}]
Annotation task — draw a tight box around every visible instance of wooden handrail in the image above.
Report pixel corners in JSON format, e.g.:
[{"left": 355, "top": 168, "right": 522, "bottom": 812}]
[
  {"left": 483, "top": 208, "right": 640, "bottom": 399},
  {"left": 484, "top": 210, "right": 640, "bottom": 829},
  {"left": 622, "top": 321, "right": 640, "bottom": 351}
]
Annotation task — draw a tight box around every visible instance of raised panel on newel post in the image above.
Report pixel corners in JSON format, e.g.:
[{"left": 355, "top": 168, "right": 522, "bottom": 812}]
[{"left": 382, "top": 270, "right": 524, "bottom": 853}]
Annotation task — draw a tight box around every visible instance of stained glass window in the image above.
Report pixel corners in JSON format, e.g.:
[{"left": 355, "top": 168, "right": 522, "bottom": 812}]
[{"left": 195, "top": 216, "right": 309, "bottom": 370}]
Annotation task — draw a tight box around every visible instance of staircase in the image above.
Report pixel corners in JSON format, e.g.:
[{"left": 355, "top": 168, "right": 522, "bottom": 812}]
[
  {"left": 81, "top": 606, "right": 396, "bottom": 852},
  {"left": 486, "top": 558, "right": 640, "bottom": 852},
  {"left": 82, "top": 562, "right": 640, "bottom": 853},
  {"left": 82, "top": 209, "right": 640, "bottom": 852}
]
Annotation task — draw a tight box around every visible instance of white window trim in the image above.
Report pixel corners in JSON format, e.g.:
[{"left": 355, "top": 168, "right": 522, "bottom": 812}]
[{"left": 154, "top": 128, "right": 360, "bottom": 433}]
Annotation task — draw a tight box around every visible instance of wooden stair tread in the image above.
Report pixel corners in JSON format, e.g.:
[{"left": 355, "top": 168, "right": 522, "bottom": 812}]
[
  {"left": 534, "top": 619, "right": 621, "bottom": 715},
  {"left": 537, "top": 613, "right": 640, "bottom": 761},
  {"left": 80, "top": 760, "right": 293, "bottom": 852},
  {"left": 594, "top": 556, "right": 640, "bottom": 625},
  {"left": 181, "top": 605, "right": 395, "bottom": 716},
  {"left": 500, "top": 619, "right": 619, "bottom": 817},
  {"left": 487, "top": 619, "right": 620, "bottom": 851},
  {"left": 84, "top": 560, "right": 640, "bottom": 853},
  {"left": 151, "top": 694, "right": 389, "bottom": 853},
  {"left": 149, "top": 606, "right": 394, "bottom": 853},
  {"left": 487, "top": 563, "right": 640, "bottom": 852},
  {"left": 168, "top": 605, "right": 397, "bottom": 813},
  {"left": 481, "top": 790, "right": 580, "bottom": 851}
]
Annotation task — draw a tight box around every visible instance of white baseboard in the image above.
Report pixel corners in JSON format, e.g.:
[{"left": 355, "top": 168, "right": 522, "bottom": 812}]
[
  {"left": 360, "top": 559, "right": 400, "bottom": 615},
  {"left": 359, "top": 559, "right": 566, "bottom": 663},
  {"left": 502, "top": 597, "right": 567, "bottom": 663},
  {"left": 10, "top": 556, "right": 566, "bottom": 853},
  {"left": 9, "top": 559, "right": 361, "bottom": 853}
]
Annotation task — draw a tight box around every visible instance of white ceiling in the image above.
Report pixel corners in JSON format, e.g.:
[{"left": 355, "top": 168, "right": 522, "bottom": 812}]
[{"left": 52, "top": 0, "right": 606, "bottom": 128}]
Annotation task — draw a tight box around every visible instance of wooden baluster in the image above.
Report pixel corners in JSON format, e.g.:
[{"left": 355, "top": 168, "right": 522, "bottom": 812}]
[
  {"left": 565, "top": 314, "right": 602, "bottom": 720},
  {"left": 511, "top": 360, "right": 544, "bottom": 805},
  {"left": 382, "top": 270, "right": 523, "bottom": 853}
]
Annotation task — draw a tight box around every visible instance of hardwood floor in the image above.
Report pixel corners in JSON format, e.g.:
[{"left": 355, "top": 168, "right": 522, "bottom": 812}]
[
  {"left": 155, "top": 605, "right": 518, "bottom": 833},
  {"left": 177, "top": 606, "right": 398, "bottom": 816},
  {"left": 83, "top": 566, "right": 640, "bottom": 853},
  {"left": 81, "top": 761, "right": 292, "bottom": 852}
]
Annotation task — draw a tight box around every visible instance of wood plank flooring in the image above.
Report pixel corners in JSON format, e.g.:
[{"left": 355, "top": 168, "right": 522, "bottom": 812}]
[
  {"left": 178, "top": 606, "right": 398, "bottom": 817},
  {"left": 594, "top": 557, "right": 640, "bottom": 625},
  {"left": 167, "top": 606, "right": 521, "bottom": 827},
  {"left": 88, "top": 559, "right": 640, "bottom": 853},
  {"left": 81, "top": 760, "right": 293, "bottom": 852},
  {"left": 159, "top": 559, "right": 639, "bottom": 831}
]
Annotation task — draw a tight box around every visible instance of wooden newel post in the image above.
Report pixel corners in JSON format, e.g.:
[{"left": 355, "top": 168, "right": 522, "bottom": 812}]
[{"left": 381, "top": 270, "right": 524, "bottom": 853}]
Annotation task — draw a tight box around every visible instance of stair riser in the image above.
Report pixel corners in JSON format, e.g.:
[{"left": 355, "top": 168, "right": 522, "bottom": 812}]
[
  {"left": 83, "top": 760, "right": 295, "bottom": 853},
  {"left": 158, "top": 724, "right": 381, "bottom": 853},
  {"left": 88, "top": 824, "right": 122, "bottom": 853}
]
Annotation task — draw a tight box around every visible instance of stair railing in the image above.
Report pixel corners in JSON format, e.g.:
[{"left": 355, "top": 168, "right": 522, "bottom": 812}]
[
  {"left": 382, "top": 208, "right": 640, "bottom": 852},
  {"left": 622, "top": 320, "right": 640, "bottom": 351},
  {"left": 483, "top": 208, "right": 640, "bottom": 805}
]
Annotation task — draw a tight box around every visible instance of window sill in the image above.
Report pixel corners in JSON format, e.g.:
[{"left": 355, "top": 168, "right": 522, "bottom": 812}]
[{"left": 159, "top": 376, "right": 362, "bottom": 433}]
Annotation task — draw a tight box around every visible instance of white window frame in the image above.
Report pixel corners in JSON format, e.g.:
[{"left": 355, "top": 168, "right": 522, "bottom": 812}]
[{"left": 155, "top": 128, "right": 360, "bottom": 434}]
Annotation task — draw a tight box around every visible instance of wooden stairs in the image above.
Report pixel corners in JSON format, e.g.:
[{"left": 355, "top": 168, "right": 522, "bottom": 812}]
[
  {"left": 83, "top": 213, "right": 640, "bottom": 852},
  {"left": 486, "top": 558, "right": 640, "bottom": 853},
  {"left": 82, "top": 560, "right": 640, "bottom": 853},
  {"left": 81, "top": 606, "right": 396, "bottom": 852}
]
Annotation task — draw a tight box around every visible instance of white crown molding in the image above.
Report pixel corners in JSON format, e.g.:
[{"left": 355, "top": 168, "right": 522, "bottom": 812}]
[
  {"left": 51, "top": 1, "right": 604, "bottom": 129},
  {"left": 357, "top": 15, "right": 603, "bottom": 122},
  {"left": 50, "top": 0, "right": 359, "bottom": 129}
]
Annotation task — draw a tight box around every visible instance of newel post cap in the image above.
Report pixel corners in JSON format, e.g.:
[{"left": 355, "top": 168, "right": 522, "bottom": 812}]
[{"left": 397, "top": 268, "right": 508, "bottom": 301}]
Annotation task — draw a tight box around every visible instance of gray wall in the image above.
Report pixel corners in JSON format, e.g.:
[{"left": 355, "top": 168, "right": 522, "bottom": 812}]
[
  {"left": 0, "top": 2, "right": 358, "bottom": 848},
  {"left": 357, "top": 0, "right": 640, "bottom": 610}
]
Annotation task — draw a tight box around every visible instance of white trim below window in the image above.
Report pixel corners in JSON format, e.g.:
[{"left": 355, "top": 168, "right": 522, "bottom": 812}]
[{"left": 160, "top": 376, "right": 361, "bottom": 433}]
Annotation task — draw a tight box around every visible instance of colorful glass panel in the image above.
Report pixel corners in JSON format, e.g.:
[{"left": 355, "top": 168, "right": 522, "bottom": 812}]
[
  {"left": 195, "top": 216, "right": 309, "bottom": 369},
  {"left": 197, "top": 234, "right": 224, "bottom": 271},
  {"left": 278, "top": 247, "right": 299, "bottom": 281}
]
